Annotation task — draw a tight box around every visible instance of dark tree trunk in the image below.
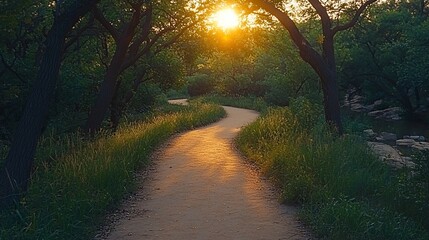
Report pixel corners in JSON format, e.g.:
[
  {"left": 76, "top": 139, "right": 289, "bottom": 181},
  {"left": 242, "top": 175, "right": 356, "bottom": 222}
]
[
  {"left": 109, "top": 83, "right": 124, "bottom": 131},
  {"left": 85, "top": 44, "right": 129, "bottom": 133},
  {"left": 85, "top": 5, "right": 145, "bottom": 133},
  {"left": 415, "top": 87, "right": 420, "bottom": 108},
  {"left": 399, "top": 90, "right": 415, "bottom": 116},
  {"left": 319, "top": 67, "right": 342, "bottom": 133},
  {"left": 298, "top": 34, "right": 343, "bottom": 134},
  {"left": 0, "top": 0, "right": 99, "bottom": 205}
]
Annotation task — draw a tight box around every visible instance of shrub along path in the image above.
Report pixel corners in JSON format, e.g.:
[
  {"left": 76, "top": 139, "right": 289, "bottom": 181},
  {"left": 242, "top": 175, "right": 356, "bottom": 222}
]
[{"left": 100, "top": 103, "right": 310, "bottom": 239}]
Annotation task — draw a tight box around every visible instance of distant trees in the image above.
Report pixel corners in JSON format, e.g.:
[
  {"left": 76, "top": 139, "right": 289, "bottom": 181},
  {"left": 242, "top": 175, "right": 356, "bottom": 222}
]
[
  {"left": 186, "top": 12, "right": 321, "bottom": 105},
  {"left": 248, "top": 0, "right": 378, "bottom": 134},
  {"left": 339, "top": 0, "right": 429, "bottom": 118}
]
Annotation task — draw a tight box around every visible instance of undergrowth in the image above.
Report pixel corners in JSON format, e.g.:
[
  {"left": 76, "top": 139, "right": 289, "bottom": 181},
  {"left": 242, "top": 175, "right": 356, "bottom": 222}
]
[
  {"left": 0, "top": 102, "right": 225, "bottom": 240},
  {"left": 236, "top": 97, "right": 429, "bottom": 240},
  {"left": 195, "top": 94, "right": 268, "bottom": 112}
]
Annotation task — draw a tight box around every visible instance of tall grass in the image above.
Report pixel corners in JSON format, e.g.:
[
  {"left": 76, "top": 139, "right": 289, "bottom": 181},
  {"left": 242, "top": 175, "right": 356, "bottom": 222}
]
[
  {"left": 195, "top": 94, "right": 268, "bottom": 112},
  {"left": 236, "top": 97, "right": 428, "bottom": 240},
  {"left": 0, "top": 102, "right": 225, "bottom": 240}
]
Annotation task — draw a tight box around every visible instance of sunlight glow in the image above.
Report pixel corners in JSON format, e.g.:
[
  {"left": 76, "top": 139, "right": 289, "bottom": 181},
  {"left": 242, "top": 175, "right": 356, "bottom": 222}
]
[{"left": 213, "top": 8, "right": 239, "bottom": 30}]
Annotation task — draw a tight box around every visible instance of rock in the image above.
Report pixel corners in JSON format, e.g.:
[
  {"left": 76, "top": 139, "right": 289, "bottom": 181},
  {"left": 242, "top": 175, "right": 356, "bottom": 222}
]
[
  {"left": 350, "top": 103, "right": 368, "bottom": 112},
  {"left": 365, "top": 100, "right": 383, "bottom": 111},
  {"left": 373, "top": 99, "right": 383, "bottom": 106},
  {"left": 411, "top": 142, "right": 429, "bottom": 151},
  {"left": 407, "top": 135, "right": 426, "bottom": 141},
  {"left": 396, "top": 139, "right": 416, "bottom": 146},
  {"left": 380, "top": 132, "right": 397, "bottom": 141},
  {"left": 363, "top": 129, "right": 376, "bottom": 137},
  {"left": 368, "top": 142, "right": 414, "bottom": 168},
  {"left": 368, "top": 107, "right": 403, "bottom": 121},
  {"left": 350, "top": 95, "right": 364, "bottom": 104},
  {"left": 368, "top": 110, "right": 384, "bottom": 117}
]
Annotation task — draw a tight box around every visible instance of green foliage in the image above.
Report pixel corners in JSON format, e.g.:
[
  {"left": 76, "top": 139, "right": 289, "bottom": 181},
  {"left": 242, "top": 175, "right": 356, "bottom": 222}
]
[
  {"left": 394, "top": 151, "right": 429, "bottom": 229},
  {"left": 338, "top": 0, "right": 429, "bottom": 114},
  {"left": 196, "top": 94, "right": 268, "bottom": 112},
  {"left": 302, "top": 197, "right": 427, "bottom": 240},
  {"left": 187, "top": 74, "right": 215, "bottom": 97},
  {"left": 127, "top": 83, "right": 166, "bottom": 113},
  {"left": 166, "top": 86, "right": 189, "bottom": 100},
  {"left": 263, "top": 72, "right": 291, "bottom": 106},
  {"left": 148, "top": 50, "right": 185, "bottom": 90},
  {"left": 0, "top": 102, "right": 225, "bottom": 239},
  {"left": 236, "top": 98, "right": 428, "bottom": 239}
]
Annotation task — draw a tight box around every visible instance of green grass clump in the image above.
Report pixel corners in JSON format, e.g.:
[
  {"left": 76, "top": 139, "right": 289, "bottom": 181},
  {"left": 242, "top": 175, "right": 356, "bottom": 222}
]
[
  {"left": 236, "top": 97, "right": 428, "bottom": 239},
  {"left": 0, "top": 102, "right": 225, "bottom": 240},
  {"left": 195, "top": 94, "right": 268, "bottom": 112}
]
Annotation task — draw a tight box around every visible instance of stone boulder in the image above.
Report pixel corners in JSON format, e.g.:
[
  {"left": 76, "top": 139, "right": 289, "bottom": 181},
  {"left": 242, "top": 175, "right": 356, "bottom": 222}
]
[
  {"left": 396, "top": 139, "right": 416, "bottom": 146},
  {"left": 404, "top": 135, "right": 426, "bottom": 142},
  {"left": 411, "top": 142, "right": 429, "bottom": 151},
  {"left": 368, "top": 107, "right": 402, "bottom": 121},
  {"left": 368, "top": 142, "right": 414, "bottom": 168},
  {"left": 380, "top": 132, "right": 397, "bottom": 141},
  {"left": 363, "top": 129, "right": 377, "bottom": 138},
  {"left": 350, "top": 103, "right": 369, "bottom": 112}
]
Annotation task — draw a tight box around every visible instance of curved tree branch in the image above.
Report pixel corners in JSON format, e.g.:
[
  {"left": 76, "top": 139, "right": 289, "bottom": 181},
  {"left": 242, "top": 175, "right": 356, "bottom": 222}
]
[
  {"left": 92, "top": 6, "right": 119, "bottom": 42},
  {"left": 308, "top": 0, "right": 331, "bottom": 31},
  {"left": 333, "top": 0, "right": 378, "bottom": 34}
]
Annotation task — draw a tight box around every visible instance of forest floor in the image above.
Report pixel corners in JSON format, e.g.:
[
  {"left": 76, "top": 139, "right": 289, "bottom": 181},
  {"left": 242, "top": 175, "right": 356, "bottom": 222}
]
[{"left": 95, "top": 100, "right": 311, "bottom": 240}]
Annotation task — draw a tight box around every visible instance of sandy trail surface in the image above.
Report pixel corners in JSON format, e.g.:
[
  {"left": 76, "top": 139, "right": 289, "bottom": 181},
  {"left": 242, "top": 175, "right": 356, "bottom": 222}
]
[{"left": 102, "top": 102, "right": 310, "bottom": 240}]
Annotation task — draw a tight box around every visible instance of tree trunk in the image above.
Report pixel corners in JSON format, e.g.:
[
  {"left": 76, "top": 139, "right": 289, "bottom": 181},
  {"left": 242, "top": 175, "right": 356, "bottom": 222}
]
[
  {"left": 0, "top": 22, "right": 65, "bottom": 204},
  {"left": 85, "top": 5, "right": 144, "bottom": 133},
  {"left": 109, "top": 87, "right": 123, "bottom": 131},
  {"left": 85, "top": 45, "right": 128, "bottom": 133},
  {"left": 0, "top": 0, "right": 99, "bottom": 205},
  {"left": 320, "top": 68, "right": 343, "bottom": 134},
  {"left": 298, "top": 36, "right": 343, "bottom": 134}
]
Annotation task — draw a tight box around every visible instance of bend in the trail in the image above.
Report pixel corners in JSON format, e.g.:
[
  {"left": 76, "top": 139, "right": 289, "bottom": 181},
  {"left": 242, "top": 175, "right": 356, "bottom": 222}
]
[{"left": 99, "top": 103, "right": 311, "bottom": 240}]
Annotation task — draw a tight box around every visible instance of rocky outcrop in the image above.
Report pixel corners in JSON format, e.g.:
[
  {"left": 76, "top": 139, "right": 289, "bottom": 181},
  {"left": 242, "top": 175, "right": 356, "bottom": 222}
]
[
  {"left": 395, "top": 137, "right": 429, "bottom": 150},
  {"left": 368, "top": 142, "right": 414, "bottom": 168},
  {"left": 411, "top": 142, "right": 429, "bottom": 151},
  {"left": 363, "top": 129, "right": 377, "bottom": 138},
  {"left": 344, "top": 95, "right": 381, "bottom": 113},
  {"left": 396, "top": 138, "right": 416, "bottom": 146},
  {"left": 378, "top": 132, "right": 397, "bottom": 141},
  {"left": 344, "top": 93, "right": 403, "bottom": 121},
  {"left": 367, "top": 107, "right": 402, "bottom": 121},
  {"left": 404, "top": 135, "right": 426, "bottom": 141},
  {"left": 365, "top": 129, "right": 428, "bottom": 168}
]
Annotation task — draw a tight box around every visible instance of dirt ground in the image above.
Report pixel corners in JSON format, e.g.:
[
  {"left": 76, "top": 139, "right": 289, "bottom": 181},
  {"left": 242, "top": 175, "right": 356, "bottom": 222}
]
[{"left": 96, "top": 103, "right": 311, "bottom": 240}]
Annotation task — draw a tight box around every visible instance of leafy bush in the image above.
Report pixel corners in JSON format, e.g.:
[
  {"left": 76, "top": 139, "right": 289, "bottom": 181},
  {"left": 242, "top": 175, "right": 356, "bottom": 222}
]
[
  {"left": 128, "top": 83, "right": 166, "bottom": 113},
  {"left": 196, "top": 94, "right": 268, "bottom": 112},
  {"left": 187, "top": 74, "right": 214, "bottom": 97},
  {"left": 264, "top": 73, "right": 291, "bottom": 106}
]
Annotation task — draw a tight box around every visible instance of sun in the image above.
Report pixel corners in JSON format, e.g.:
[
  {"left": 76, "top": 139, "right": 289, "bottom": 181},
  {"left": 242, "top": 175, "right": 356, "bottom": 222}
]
[{"left": 213, "top": 8, "right": 239, "bottom": 30}]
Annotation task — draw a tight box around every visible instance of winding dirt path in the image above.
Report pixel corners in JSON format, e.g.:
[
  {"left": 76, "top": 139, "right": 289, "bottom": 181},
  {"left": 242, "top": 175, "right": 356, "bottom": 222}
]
[{"left": 102, "top": 102, "right": 310, "bottom": 239}]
